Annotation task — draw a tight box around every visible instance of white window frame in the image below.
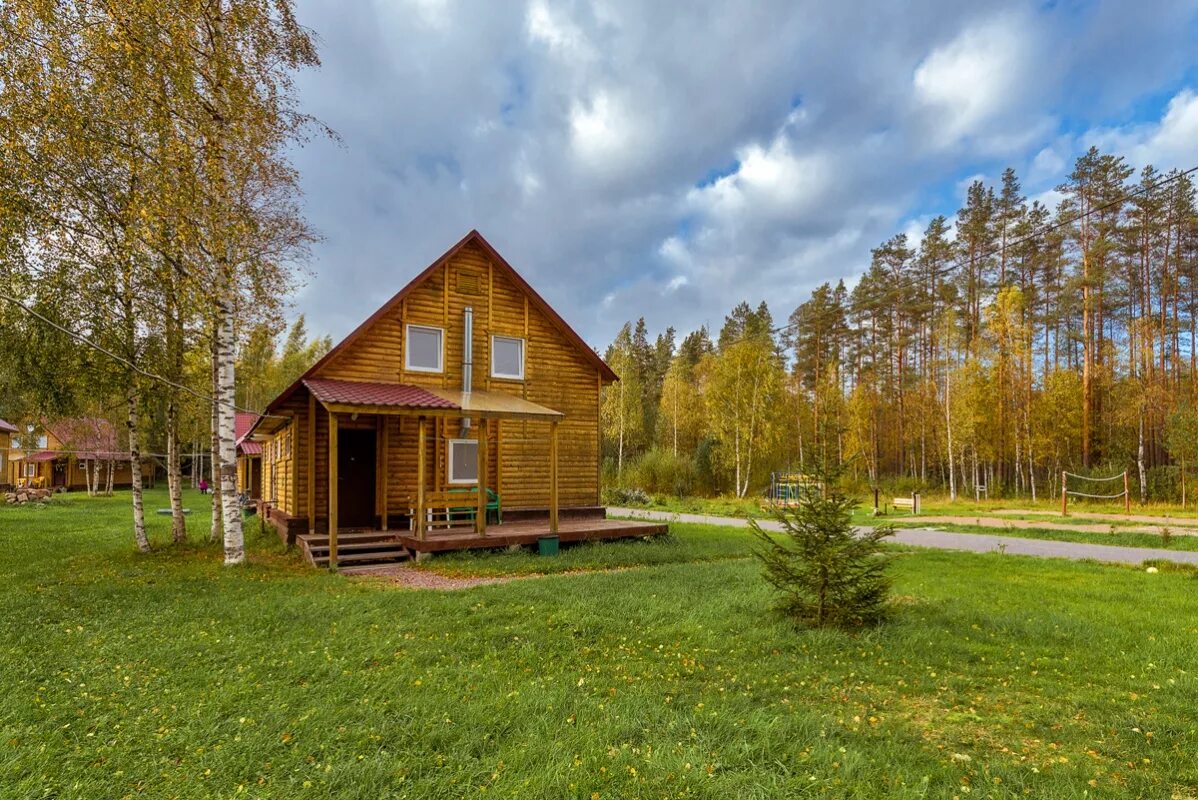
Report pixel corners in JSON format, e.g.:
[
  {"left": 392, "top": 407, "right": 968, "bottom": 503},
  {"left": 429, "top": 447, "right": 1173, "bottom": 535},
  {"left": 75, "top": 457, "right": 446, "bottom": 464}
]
[
  {"left": 490, "top": 335, "right": 525, "bottom": 380},
  {"left": 447, "top": 438, "right": 478, "bottom": 485},
  {"left": 405, "top": 324, "right": 444, "bottom": 373}
]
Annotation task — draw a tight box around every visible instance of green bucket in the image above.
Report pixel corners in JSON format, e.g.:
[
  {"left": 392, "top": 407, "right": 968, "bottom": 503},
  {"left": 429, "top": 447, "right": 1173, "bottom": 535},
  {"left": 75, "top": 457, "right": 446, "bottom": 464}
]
[{"left": 537, "top": 535, "right": 560, "bottom": 556}]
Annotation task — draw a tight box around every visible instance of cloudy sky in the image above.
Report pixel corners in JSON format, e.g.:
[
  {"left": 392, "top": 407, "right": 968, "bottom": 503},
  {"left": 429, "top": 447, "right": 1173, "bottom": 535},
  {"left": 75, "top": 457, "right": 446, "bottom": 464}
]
[{"left": 286, "top": 0, "right": 1198, "bottom": 350}]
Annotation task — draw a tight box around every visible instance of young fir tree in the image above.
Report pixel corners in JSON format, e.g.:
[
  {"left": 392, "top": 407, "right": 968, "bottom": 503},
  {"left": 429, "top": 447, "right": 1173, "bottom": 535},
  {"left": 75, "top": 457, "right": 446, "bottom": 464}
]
[{"left": 750, "top": 473, "right": 894, "bottom": 628}]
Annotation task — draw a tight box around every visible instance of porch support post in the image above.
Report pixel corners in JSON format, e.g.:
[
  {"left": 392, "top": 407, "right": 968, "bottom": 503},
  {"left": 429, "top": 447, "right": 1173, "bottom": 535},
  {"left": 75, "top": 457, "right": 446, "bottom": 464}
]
[
  {"left": 328, "top": 410, "right": 339, "bottom": 570},
  {"left": 416, "top": 416, "right": 427, "bottom": 540},
  {"left": 380, "top": 416, "right": 389, "bottom": 531},
  {"left": 549, "top": 419, "right": 559, "bottom": 534},
  {"left": 307, "top": 393, "right": 316, "bottom": 533},
  {"left": 476, "top": 417, "right": 488, "bottom": 535}
]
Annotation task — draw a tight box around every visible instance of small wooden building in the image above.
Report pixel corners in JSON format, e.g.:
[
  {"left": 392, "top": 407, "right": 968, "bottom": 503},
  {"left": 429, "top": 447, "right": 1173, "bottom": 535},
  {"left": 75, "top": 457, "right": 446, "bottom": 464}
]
[
  {"left": 3, "top": 417, "right": 149, "bottom": 489},
  {"left": 247, "top": 230, "right": 665, "bottom": 566},
  {"left": 0, "top": 419, "right": 15, "bottom": 489},
  {"left": 235, "top": 412, "right": 262, "bottom": 500}
]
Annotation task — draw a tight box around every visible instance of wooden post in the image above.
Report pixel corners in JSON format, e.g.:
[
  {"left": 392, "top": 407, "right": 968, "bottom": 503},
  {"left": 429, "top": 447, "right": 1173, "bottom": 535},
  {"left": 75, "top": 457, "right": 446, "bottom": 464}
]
[
  {"left": 416, "top": 416, "right": 427, "bottom": 541},
  {"left": 328, "top": 411, "right": 339, "bottom": 570},
  {"left": 380, "top": 417, "right": 389, "bottom": 531},
  {"left": 476, "top": 417, "right": 488, "bottom": 535},
  {"left": 1124, "top": 470, "right": 1131, "bottom": 513},
  {"left": 549, "top": 419, "right": 559, "bottom": 534},
  {"left": 307, "top": 393, "right": 316, "bottom": 534},
  {"left": 1061, "top": 471, "right": 1067, "bottom": 516}
]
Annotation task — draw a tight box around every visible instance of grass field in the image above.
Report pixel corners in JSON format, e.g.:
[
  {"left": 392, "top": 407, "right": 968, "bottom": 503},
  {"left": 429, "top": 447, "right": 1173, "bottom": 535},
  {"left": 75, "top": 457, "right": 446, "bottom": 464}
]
[{"left": 2, "top": 489, "right": 1197, "bottom": 798}]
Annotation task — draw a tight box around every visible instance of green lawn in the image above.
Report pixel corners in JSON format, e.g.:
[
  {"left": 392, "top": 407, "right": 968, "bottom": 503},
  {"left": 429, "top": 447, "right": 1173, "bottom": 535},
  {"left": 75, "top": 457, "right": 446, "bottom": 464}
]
[{"left": 2, "top": 489, "right": 1197, "bottom": 798}]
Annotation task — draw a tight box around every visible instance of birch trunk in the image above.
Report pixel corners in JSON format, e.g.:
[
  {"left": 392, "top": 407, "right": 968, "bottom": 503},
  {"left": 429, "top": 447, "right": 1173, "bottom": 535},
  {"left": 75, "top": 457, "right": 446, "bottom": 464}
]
[
  {"left": 168, "top": 400, "right": 186, "bottom": 543},
  {"left": 210, "top": 330, "right": 223, "bottom": 543},
  {"left": 84, "top": 459, "right": 93, "bottom": 497},
  {"left": 944, "top": 373, "right": 956, "bottom": 501},
  {"left": 105, "top": 459, "right": 113, "bottom": 496},
  {"left": 216, "top": 302, "right": 245, "bottom": 565},
  {"left": 127, "top": 390, "right": 149, "bottom": 552},
  {"left": 1137, "top": 411, "right": 1147, "bottom": 502}
]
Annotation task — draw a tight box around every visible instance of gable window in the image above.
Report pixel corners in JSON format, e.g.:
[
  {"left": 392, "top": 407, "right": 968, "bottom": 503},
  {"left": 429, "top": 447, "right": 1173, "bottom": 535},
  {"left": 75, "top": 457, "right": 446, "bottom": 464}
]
[
  {"left": 406, "top": 324, "right": 444, "bottom": 373},
  {"left": 447, "top": 439, "right": 478, "bottom": 484},
  {"left": 490, "top": 335, "right": 524, "bottom": 380}
]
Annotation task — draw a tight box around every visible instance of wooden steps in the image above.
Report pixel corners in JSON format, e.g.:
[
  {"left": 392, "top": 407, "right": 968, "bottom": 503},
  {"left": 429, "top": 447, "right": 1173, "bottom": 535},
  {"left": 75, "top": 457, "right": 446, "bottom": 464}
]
[{"left": 298, "top": 530, "right": 411, "bottom": 568}]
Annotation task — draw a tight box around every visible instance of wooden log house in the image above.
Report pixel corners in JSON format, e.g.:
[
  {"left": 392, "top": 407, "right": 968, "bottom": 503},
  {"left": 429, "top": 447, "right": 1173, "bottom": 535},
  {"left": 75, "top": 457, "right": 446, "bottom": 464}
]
[{"left": 247, "top": 230, "right": 666, "bottom": 567}]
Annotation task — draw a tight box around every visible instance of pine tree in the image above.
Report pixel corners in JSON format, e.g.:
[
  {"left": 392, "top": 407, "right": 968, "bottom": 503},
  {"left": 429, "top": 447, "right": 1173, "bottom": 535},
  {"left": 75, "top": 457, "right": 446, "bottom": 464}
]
[{"left": 750, "top": 472, "right": 895, "bottom": 628}]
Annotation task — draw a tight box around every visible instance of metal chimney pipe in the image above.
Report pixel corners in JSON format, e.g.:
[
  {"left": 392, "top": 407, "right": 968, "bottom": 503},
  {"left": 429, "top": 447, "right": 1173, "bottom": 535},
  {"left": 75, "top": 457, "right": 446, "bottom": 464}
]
[{"left": 461, "top": 306, "right": 473, "bottom": 437}]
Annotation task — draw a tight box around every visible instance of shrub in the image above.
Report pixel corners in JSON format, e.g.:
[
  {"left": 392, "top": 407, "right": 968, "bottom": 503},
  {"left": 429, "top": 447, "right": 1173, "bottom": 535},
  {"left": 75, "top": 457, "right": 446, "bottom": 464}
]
[
  {"left": 630, "top": 449, "right": 697, "bottom": 497},
  {"left": 603, "top": 486, "right": 650, "bottom": 506},
  {"left": 750, "top": 477, "right": 895, "bottom": 629}
]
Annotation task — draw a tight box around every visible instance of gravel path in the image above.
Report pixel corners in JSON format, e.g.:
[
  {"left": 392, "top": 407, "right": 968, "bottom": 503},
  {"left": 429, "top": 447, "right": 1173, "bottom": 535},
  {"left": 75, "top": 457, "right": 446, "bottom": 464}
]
[
  {"left": 609, "top": 507, "right": 1198, "bottom": 567},
  {"left": 341, "top": 563, "right": 519, "bottom": 590}
]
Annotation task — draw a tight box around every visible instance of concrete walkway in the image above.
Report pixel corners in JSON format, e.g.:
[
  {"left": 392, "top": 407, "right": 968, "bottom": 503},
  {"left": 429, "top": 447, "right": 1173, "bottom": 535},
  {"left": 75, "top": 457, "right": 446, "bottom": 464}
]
[{"left": 608, "top": 508, "right": 1198, "bottom": 567}]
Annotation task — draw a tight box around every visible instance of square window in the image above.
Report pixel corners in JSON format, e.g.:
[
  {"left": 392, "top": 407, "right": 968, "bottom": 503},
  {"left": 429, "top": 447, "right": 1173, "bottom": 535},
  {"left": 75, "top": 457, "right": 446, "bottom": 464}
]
[
  {"left": 448, "top": 439, "right": 478, "bottom": 484},
  {"left": 406, "top": 325, "right": 444, "bottom": 373},
  {"left": 491, "top": 335, "right": 524, "bottom": 380}
]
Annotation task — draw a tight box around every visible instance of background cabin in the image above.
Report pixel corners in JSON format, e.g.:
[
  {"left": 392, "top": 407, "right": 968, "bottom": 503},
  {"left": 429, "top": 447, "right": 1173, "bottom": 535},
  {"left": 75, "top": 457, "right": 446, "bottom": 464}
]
[
  {"left": 235, "top": 412, "right": 262, "bottom": 500},
  {"left": 0, "top": 419, "right": 14, "bottom": 489},
  {"left": 247, "top": 230, "right": 665, "bottom": 566},
  {"left": 4, "top": 417, "right": 151, "bottom": 490}
]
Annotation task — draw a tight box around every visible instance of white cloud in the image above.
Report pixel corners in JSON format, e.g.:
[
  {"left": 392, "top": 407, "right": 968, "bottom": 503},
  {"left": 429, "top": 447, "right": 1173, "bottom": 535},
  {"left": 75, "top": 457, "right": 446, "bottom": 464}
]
[
  {"left": 912, "top": 11, "right": 1041, "bottom": 149},
  {"left": 1086, "top": 89, "right": 1198, "bottom": 171}
]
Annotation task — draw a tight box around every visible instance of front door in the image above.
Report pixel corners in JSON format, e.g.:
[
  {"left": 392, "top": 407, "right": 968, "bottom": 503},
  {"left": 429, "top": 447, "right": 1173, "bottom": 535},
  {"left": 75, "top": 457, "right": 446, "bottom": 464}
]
[{"left": 338, "top": 427, "right": 376, "bottom": 529}]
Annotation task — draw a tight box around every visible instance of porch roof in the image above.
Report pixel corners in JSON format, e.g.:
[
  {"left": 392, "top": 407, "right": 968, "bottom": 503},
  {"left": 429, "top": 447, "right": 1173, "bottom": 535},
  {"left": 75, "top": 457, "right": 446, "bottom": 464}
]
[
  {"left": 238, "top": 441, "right": 263, "bottom": 456},
  {"left": 299, "top": 378, "right": 563, "bottom": 421},
  {"left": 304, "top": 378, "right": 459, "bottom": 410},
  {"left": 426, "top": 388, "right": 564, "bottom": 421}
]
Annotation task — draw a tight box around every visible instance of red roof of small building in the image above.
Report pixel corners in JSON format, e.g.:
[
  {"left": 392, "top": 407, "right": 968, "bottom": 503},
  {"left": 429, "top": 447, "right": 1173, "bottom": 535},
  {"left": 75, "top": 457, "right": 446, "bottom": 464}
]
[
  {"left": 235, "top": 412, "right": 260, "bottom": 443},
  {"left": 43, "top": 417, "right": 124, "bottom": 460},
  {"left": 238, "top": 440, "right": 263, "bottom": 456},
  {"left": 0, "top": 418, "right": 16, "bottom": 434},
  {"left": 303, "top": 378, "right": 459, "bottom": 409}
]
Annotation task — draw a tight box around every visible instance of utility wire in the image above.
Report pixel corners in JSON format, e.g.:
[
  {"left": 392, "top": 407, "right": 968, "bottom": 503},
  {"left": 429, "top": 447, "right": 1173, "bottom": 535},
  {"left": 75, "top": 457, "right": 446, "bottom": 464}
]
[
  {"left": 0, "top": 290, "right": 286, "bottom": 420},
  {"left": 773, "top": 163, "right": 1198, "bottom": 335}
]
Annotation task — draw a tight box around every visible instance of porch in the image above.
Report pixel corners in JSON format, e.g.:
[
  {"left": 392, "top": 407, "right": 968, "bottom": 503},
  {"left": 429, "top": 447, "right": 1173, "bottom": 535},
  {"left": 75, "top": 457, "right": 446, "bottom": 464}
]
[
  {"left": 251, "top": 377, "right": 643, "bottom": 569},
  {"left": 296, "top": 514, "right": 669, "bottom": 567}
]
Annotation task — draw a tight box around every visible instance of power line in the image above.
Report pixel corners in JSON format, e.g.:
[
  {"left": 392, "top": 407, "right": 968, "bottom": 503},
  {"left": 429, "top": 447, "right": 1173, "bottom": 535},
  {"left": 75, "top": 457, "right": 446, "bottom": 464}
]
[
  {"left": 0, "top": 290, "right": 285, "bottom": 420},
  {"left": 773, "top": 163, "right": 1198, "bottom": 335}
]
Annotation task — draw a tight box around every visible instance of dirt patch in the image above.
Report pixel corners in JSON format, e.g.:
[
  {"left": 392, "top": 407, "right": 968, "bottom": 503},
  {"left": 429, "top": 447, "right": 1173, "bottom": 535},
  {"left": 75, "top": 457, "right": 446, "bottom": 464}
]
[
  {"left": 898, "top": 515, "right": 1198, "bottom": 537},
  {"left": 992, "top": 508, "right": 1198, "bottom": 526},
  {"left": 342, "top": 563, "right": 521, "bottom": 590}
]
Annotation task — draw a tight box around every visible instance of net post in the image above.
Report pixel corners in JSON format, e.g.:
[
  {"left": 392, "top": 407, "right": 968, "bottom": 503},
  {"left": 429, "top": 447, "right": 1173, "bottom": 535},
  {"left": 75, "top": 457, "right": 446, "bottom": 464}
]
[
  {"left": 1124, "top": 471, "right": 1130, "bottom": 513},
  {"left": 1061, "top": 471, "right": 1067, "bottom": 517}
]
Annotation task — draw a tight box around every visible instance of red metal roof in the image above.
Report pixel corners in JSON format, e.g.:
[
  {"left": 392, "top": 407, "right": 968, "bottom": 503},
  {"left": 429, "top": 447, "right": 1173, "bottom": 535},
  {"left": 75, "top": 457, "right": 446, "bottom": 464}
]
[
  {"left": 25, "top": 450, "right": 61, "bottom": 462},
  {"left": 235, "top": 412, "right": 260, "bottom": 443},
  {"left": 238, "top": 440, "right": 263, "bottom": 456},
  {"left": 0, "top": 418, "right": 16, "bottom": 434},
  {"left": 303, "top": 379, "right": 460, "bottom": 410}
]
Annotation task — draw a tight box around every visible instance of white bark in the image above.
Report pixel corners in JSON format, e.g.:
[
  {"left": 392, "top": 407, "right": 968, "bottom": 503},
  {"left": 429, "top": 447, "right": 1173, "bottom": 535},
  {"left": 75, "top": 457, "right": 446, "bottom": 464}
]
[
  {"left": 210, "top": 332, "right": 223, "bottom": 543},
  {"left": 127, "top": 390, "right": 149, "bottom": 552},
  {"left": 217, "top": 303, "right": 244, "bottom": 565},
  {"left": 105, "top": 459, "right": 113, "bottom": 496},
  {"left": 168, "top": 401, "right": 186, "bottom": 543},
  {"left": 944, "top": 372, "right": 956, "bottom": 502}
]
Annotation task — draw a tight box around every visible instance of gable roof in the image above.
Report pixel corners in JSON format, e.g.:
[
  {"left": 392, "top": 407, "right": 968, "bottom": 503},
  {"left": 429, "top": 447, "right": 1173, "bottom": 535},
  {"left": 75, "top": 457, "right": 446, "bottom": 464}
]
[
  {"left": 42, "top": 417, "right": 125, "bottom": 460},
  {"left": 257, "top": 230, "right": 617, "bottom": 422},
  {"left": 0, "top": 418, "right": 15, "bottom": 434}
]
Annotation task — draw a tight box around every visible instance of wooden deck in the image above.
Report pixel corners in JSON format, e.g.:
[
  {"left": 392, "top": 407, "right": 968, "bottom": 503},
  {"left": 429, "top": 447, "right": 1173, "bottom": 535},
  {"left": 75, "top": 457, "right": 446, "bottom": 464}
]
[
  {"left": 397, "top": 517, "right": 668, "bottom": 553},
  {"left": 296, "top": 516, "right": 668, "bottom": 567}
]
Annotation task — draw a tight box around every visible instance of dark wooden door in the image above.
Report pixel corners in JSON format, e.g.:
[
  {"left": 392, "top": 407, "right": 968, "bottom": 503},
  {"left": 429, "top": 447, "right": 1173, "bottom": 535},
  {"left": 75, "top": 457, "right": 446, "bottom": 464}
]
[{"left": 338, "top": 428, "right": 376, "bottom": 529}]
